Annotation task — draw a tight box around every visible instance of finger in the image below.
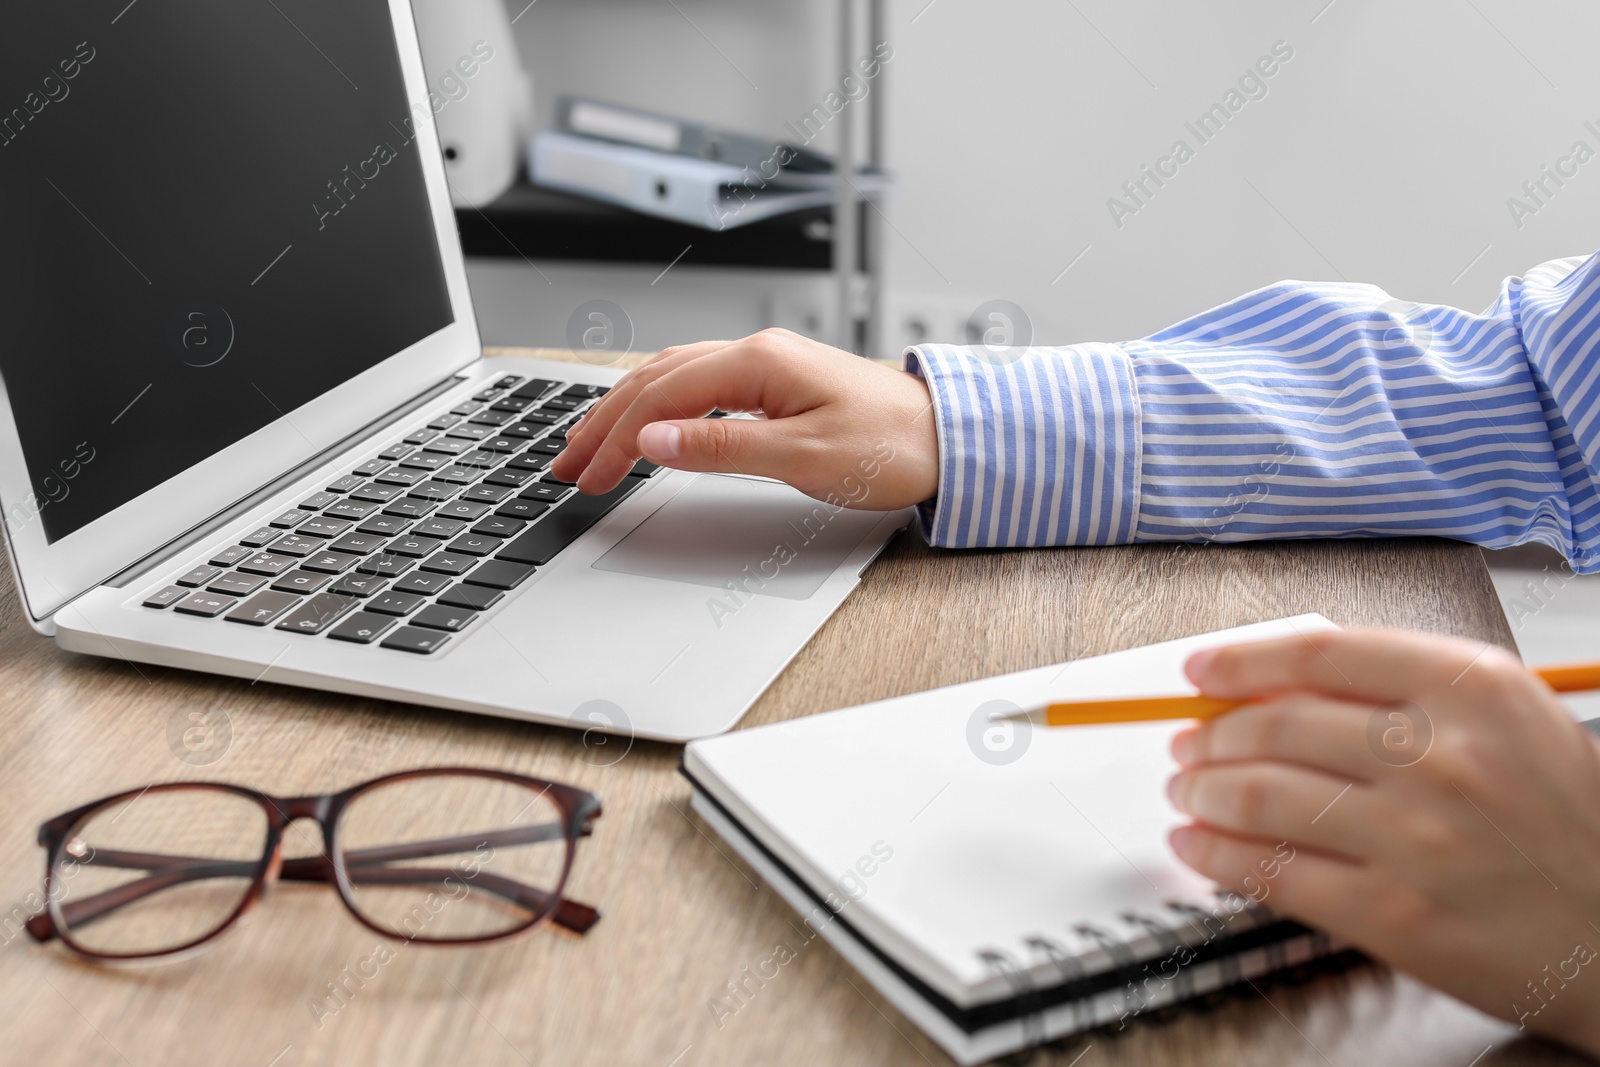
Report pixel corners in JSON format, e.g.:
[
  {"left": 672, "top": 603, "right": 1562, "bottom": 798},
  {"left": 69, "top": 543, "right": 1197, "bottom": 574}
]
[
  {"left": 636, "top": 415, "right": 815, "bottom": 481},
  {"left": 1183, "top": 629, "right": 1517, "bottom": 705},
  {"left": 1168, "top": 764, "right": 1371, "bottom": 860},
  {"left": 561, "top": 340, "right": 733, "bottom": 462},
  {"left": 1172, "top": 697, "right": 1386, "bottom": 782},
  {"left": 1167, "top": 824, "right": 1367, "bottom": 932},
  {"left": 576, "top": 348, "right": 790, "bottom": 492}
]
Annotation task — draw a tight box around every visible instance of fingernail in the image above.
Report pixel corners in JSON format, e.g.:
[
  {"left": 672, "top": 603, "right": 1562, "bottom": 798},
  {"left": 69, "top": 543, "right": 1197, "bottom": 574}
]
[
  {"left": 1166, "top": 774, "right": 1190, "bottom": 811},
  {"left": 1171, "top": 729, "right": 1196, "bottom": 765},
  {"left": 1185, "top": 649, "right": 1216, "bottom": 684},
  {"left": 639, "top": 422, "right": 682, "bottom": 461},
  {"left": 1168, "top": 825, "right": 1195, "bottom": 858}
]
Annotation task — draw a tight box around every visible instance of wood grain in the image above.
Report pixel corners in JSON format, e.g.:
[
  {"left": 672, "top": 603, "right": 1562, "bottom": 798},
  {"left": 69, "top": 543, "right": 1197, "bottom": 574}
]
[{"left": 0, "top": 348, "right": 1576, "bottom": 1067}]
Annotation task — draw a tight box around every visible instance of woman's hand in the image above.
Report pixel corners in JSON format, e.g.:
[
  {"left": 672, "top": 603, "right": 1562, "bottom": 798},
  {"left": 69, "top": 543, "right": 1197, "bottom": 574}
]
[
  {"left": 549, "top": 329, "right": 940, "bottom": 510},
  {"left": 1168, "top": 629, "right": 1600, "bottom": 1056}
]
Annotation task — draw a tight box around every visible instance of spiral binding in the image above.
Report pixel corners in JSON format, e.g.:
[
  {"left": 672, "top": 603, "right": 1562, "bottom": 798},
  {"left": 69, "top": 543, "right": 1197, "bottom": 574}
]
[{"left": 976, "top": 948, "right": 1045, "bottom": 1050}]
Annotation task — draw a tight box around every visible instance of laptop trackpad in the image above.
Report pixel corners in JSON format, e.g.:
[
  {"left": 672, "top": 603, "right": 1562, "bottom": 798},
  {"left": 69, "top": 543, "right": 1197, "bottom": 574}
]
[{"left": 591, "top": 475, "right": 879, "bottom": 601}]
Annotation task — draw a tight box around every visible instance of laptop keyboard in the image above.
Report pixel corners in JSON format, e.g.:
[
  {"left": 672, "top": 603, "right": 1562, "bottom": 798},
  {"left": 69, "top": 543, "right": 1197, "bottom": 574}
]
[{"left": 138, "top": 375, "right": 660, "bottom": 655}]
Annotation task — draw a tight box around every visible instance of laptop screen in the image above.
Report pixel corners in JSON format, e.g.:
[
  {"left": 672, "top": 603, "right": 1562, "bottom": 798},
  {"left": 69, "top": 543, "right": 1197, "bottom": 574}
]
[{"left": 0, "top": 2, "right": 454, "bottom": 544}]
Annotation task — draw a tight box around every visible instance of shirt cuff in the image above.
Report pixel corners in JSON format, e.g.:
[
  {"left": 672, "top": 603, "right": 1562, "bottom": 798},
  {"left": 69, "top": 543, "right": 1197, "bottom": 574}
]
[{"left": 902, "top": 343, "right": 1143, "bottom": 548}]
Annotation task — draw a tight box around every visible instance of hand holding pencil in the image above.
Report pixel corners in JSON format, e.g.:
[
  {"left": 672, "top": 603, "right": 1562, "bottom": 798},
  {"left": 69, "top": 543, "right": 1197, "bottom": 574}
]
[{"left": 1148, "top": 628, "right": 1600, "bottom": 1056}]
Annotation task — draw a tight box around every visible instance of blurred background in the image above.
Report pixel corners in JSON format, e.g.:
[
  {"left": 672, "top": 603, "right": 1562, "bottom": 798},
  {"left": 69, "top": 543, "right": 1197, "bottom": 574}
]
[{"left": 418, "top": 0, "right": 1600, "bottom": 694}]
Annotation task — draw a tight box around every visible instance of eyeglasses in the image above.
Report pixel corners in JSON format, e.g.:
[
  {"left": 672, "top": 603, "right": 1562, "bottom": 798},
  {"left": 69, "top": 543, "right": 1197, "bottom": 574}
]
[{"left": 25, "top": 767, "right": 602, "bottom": 961}]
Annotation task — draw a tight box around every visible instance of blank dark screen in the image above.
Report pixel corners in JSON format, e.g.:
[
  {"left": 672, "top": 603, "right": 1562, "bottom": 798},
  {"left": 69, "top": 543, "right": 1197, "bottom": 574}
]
[{"left": 0, "top": 0, "right": 454, "bottom": 543}]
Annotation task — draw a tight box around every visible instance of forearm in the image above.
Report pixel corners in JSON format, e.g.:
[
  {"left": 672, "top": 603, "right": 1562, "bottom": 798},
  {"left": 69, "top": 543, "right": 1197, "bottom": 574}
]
[{"left": 907, "top": 255, "right": 1600, "bottom": 571}]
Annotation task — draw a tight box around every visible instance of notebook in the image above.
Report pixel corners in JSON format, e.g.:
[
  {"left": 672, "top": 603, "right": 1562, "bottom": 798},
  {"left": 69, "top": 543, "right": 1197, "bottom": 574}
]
[{"left": 682, "top": 615, "right": 1347, "bottom": 1065}]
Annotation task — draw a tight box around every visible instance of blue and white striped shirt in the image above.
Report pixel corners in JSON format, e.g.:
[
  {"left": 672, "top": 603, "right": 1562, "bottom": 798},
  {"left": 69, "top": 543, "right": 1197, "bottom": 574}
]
[{"left": 905, "top": 252, "right": 1600, "bottom": 572}]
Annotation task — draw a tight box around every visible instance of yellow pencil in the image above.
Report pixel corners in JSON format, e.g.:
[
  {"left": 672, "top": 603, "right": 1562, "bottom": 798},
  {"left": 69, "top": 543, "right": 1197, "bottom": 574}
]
[{"left": 1038, "top": 661, "right": 1600, "bottom": 727}]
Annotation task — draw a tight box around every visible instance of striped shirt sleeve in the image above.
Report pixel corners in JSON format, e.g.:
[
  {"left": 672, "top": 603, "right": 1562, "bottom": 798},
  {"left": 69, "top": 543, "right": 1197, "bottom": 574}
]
[{"left": 904, "top": 252, "right": 1600, "bottom": 573}]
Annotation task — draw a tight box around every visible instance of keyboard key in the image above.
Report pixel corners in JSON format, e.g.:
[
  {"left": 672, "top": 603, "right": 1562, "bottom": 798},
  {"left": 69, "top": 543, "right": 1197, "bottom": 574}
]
[
  {"left": 406, "top": 480, "right": 458, "bottom": 503},
  {"left": 467, "top": 409, "right": 516, "bottom": 427},
  {"left": 421, "top": 438, "right": 472, "bottom": 456},
  {"left": 326, "top": 474, "right": 364, "bottom": 493},
  {"left": 298, "top": 516, "right": 353, "bottom": 538},
  {"left": 299, "top": 491, "right": 340, "bottom": 511},
  {"left": 239, "top": 526, "right": 279, "bottom": 548},
  {"left": 540, "top": 470, "right": 578, "bottom": 487},
  {"left": 411, "top": 604, "right": 477, "bottom": 633},
  {"left": 470, "top": 388, "right": 499, "bottom": 402},
  {"left": 398, "top": 452, "right": 449, "bottom": 471},
  {"left": 177, "top": 565, "right": 222, "bottom": 587},
  {"left": 328, "top": 611, "right": 397, "bottom": 644},
  {"left": 380, "top": 627, "right": 452, "bottom": 654},
  {"left": 275, "top": 593, "right": 355, "bottom": 634},
  {"left": 175, "top": 591, "right": 237, "bottom": 617},
  {"left": 502, "top": 424, "right": 542, "bottom": 439},
  {"left": 356, "top": 553, "right": 414, "bottom": 578},
  {"left": 562, "top": 383, "right": 608, "bottom": 399},
  {"left": 377, "top": 444, "right": 413, "bottom": 462},
  {"left": 517, "top": 484, "right": 572, "bottom": 504},
  {"left": 494, "top": 500, "right": 549, "bottom": 522},
  {"left": 268, "top": 534, "right": 321, "bottom": 558},
  {"left": 374, "top": 467, "right": 428, "bottom": 487},
  {"left": 350, "top": 482, "right": 406, "bottom": 503},
  {"left": 461, "top": 560, "right": 537, "bottom": 590},
  {"left": 492, "top": 374, "right": 523, "bottom": 390},
  {"left": 225, "top": 590, "right": 300, "bottom": 626},
  {"left": 300, "top": 550, "right": 362, "bottom": 574},
  {"left": 449, "top": 401, "right": 481, "bottom": 416},
  {"left": 455, "top": 449, "right": 503, "bottom": 469},
  {"left": 209, "top": 544, "right": 255, "bottom": 567},
  {"left": 461, "top": 484, "right": 513, "bottom": 504},
  {"left": 437, "top": 583, "right": 505, "bottom": 611},
  {"left": 479, "top": 436, "right": 525, "bottom": 453},
  {"left": 388, "top": 535, "right": 443, "bottom": 558},
  {"left": 483, "top": 468, "right": 535, "bottom": 488},
  {"left": 432, "top": 465, "right": 481, "bottom": 485},
  {"left": 352, "top": 458, "right": 388, "bottom": 477},
  {"left": 627, "top": 460, "right": 662, "bottom": 478},
  {"left": 382, "top": 499, "right": 436, "bottom": 520},
  {"left": 403, "top": 429, "right": 438, "bottom": 445},
  {"left": 419, "top": 551, "right": 476, "bottom": 576},
  {"left": 506, "top": 453, "right": 551, "bottom": 472},
  {"left": 540, "top": 396, "right": 584, "bottom": 412},
  {"left": 529, "top": 438, "right": 567, "bottom": 457},
  {"left": 491, "top": 396, "right": 532, "bottom": 412},
  {"left": 516, "top": 410, "right": 564, "bottom": 426},
  {"left": 445, "top": 423, "right": 493, "bottom": 441},
  {"left": 329, "top": 573, "right": 387, "bottom": 598},
  {"left": 209, "top": 572, "right": 269, "bottom": 597},
  {"left": 325, "top": 499, "right": 380, "bottom": 520},
  {"left": 509, "top": 378, "right": 560, "bottom": 400},
  {"left": 391, "top": 571, "right": 452, "bottom": 596},
  {"left": 272, "top": 569, "right": 332, "bottom": 594},
  {"left": 428, "top": 414, "right": 462, "bottom": 430},
  {"left": 357, "top": 515, "right": 412, "bottom": 537},
  {"left": 271, "top": 508, "right": 312, "bottom": 529},
  {"left": 445, "top": 534, "right": 502, "bottom": 557},
  {"left": 368, "top": 591, "right": 427, "bottom": 616},
  {"left": 329, "top": 532, "right": 388, "bottom": 555},
  {"left": 473, "top": 515, "right": 527, "bottom": 537},
  {"left": 497, "top": 482, "right": 639, "bottom": 567},
  {"left": 435, "top": 499, "right": 491, "bottom": 521},
  {"left": 412, "top": 516, "right": 467, "bottom": 539},
  {"left": 237, "top": 552, "right": 297, "bottom": 576},
  {"left": 143, "top": 585, "right": 189, "bottom": 609}
]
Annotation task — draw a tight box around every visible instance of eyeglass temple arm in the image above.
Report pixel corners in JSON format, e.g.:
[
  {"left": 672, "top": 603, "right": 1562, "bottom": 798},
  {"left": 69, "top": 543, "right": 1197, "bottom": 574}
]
[{"left": 27, "top": 821, "right": 600, "bottom": 943}]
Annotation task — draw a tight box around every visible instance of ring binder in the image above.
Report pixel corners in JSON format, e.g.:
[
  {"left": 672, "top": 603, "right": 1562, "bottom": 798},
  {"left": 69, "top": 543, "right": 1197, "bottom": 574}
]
[
  {"left": 976, "top": 949, "right": 1045, "bottom": 1051},
  {"left": 1024, "top": 935, "right": 1092, "bottom": 1030}
]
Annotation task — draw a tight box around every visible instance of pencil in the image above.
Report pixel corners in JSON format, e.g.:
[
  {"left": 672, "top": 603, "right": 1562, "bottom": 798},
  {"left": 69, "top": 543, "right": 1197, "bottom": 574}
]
[{"left": 1038, "top": 661, "right": 1600, "bottom": 727}]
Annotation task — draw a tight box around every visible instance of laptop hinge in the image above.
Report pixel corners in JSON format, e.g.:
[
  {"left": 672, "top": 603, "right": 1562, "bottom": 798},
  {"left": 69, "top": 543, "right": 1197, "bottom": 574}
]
[{"left": 97, "top": 371, "right": 472, "bottom": 592}]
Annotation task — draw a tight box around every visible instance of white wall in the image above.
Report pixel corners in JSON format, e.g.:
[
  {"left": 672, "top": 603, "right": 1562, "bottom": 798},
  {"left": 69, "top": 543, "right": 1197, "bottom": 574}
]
[{"left": 475, "top": 0, "right": 1600, "bottom": 356}]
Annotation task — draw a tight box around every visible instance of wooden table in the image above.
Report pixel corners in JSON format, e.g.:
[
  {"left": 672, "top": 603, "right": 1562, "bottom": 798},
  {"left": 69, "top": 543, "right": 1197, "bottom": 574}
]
[{"left": 0, "top": 349, "right": 1585, "bottom": 1067}]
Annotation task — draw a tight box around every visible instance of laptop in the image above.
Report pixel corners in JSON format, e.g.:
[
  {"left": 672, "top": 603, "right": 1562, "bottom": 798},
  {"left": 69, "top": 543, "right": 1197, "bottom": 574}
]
[{"left": 0, "top": 1, "right": 910, "bottom": 742}]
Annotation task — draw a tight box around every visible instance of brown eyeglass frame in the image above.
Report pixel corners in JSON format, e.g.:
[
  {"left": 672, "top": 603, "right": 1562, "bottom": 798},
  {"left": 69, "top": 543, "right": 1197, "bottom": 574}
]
[{"left": 26, "top": 767, "right": 603, "bottom": 961}]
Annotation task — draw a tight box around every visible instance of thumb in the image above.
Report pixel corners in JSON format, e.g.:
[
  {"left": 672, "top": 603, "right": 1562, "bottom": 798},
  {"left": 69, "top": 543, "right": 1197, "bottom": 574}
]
[{"left": 638, "top": 418, "right": 798, "bottom": 480}]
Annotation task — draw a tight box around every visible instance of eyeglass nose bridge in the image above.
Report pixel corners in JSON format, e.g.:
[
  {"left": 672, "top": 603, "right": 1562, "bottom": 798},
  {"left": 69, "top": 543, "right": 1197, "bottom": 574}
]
[{"left": 261, "top": 804, "right": 342, "bottom": 889}]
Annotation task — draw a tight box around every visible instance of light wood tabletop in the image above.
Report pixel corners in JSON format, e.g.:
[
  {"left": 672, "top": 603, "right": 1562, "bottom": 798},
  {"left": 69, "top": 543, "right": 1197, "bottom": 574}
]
[{"left": 0, "top": 348, "right": 1586, "bottom": 1067}]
